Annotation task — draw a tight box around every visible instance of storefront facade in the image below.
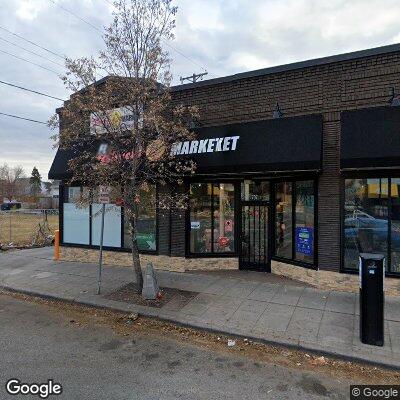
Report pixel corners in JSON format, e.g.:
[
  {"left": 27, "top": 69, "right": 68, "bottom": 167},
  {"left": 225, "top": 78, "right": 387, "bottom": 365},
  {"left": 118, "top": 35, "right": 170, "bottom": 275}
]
[
  {"left": 173, "top": 114, "right": 321, "bottom": 273},
  {"left": 49, "top": 43, "right": 400, "bottom": 295}
]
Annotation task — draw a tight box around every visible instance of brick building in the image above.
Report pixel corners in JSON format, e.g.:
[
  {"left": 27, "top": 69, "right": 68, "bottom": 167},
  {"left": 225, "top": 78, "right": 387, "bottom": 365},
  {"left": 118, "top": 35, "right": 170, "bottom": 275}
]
[{"left": 49, "top": 43, "right": 400, "bottom": 295}]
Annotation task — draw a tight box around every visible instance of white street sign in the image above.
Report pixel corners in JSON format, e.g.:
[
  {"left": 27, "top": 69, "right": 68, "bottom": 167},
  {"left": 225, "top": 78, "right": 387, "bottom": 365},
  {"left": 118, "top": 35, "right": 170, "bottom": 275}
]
[{"left": 98, "top": 186, "right": 111, "bottom": 204}]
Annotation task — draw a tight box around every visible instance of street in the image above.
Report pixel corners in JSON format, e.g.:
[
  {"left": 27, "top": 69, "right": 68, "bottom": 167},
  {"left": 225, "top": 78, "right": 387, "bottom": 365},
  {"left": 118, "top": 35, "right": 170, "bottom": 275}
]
[{"left": 0, "top": 293, "right": 357, "bottom": 399}]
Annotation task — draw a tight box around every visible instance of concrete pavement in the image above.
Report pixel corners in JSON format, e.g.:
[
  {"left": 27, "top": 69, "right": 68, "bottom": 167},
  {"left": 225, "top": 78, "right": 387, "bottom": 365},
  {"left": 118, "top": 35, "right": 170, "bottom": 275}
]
[{"left": 1, "top": 247, "right": 400, "bottom": 369}]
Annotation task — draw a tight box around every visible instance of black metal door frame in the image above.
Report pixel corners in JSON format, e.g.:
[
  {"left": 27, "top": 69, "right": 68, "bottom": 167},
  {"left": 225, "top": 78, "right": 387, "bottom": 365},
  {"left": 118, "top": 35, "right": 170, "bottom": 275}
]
[{"left": 239, "top": 200, "right": 271, "bottom": 272}]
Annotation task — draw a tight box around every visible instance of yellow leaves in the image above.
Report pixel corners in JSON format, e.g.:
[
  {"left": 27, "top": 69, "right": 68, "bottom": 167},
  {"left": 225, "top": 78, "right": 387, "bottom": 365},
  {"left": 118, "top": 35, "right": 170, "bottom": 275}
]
[{"left": 145, "top": 138, "right": 166, "bottom": 162}]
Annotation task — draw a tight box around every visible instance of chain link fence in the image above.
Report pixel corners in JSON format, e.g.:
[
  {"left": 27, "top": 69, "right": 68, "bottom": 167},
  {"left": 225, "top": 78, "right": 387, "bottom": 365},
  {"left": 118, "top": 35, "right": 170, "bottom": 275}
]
[{"left": 0, "top": 209, "right": 59, "bottom": 248}]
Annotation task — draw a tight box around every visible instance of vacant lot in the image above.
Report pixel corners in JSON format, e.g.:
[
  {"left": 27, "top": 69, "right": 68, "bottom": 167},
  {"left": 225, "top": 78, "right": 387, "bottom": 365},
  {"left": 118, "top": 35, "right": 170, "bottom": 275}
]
[{"left": 0, "top": 211, "right": 58, "bottom": 246}]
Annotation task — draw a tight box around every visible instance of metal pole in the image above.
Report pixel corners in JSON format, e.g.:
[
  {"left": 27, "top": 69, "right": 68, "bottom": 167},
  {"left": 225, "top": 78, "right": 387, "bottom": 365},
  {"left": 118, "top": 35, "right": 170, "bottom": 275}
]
[{"left": 97, "top": 203, "right": 106, "bottom": 295}]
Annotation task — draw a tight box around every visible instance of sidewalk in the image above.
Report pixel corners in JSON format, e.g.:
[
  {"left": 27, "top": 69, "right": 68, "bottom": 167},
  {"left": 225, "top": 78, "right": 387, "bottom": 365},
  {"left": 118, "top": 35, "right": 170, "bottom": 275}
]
[{"left": 1, "top": 247, "right": 400, "bottom": 369}]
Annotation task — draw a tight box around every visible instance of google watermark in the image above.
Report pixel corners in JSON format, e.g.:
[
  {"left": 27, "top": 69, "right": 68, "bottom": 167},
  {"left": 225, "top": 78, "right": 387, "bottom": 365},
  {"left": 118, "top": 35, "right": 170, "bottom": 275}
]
[
  {"left": 351, "top": 385, "right": 400, "bottom": 399},
  {"left": 5, "top": 379, "right": 62, "bottom": 399}
]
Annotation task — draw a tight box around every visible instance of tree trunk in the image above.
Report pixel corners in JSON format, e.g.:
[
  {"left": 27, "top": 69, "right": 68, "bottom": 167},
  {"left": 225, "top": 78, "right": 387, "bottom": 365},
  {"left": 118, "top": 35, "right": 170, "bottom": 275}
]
[{"left": 130, "top": 214, "right": 143, "bottom": 291}]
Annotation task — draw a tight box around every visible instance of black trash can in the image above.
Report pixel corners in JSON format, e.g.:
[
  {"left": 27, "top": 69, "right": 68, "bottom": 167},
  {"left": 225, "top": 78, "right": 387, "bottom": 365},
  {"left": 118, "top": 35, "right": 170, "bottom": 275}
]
[{"left": 359, "top": 253, "right": 385, "bottom": 346}]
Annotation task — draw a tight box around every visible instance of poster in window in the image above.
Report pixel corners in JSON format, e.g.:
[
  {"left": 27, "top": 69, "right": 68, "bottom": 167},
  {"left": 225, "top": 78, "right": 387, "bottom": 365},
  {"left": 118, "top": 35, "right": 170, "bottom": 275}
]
[{"left": 295, "top": 227, "right": 313, "bottom": 256}]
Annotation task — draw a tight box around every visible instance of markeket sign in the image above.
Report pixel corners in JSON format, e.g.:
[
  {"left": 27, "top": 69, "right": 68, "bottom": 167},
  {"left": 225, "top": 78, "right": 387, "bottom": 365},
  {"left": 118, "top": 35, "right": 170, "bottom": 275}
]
[
  {"left": 90, "top": 107, "right": 136, "bottom": 135},
  {"left": 165, "top": 115, "right": 322, "bottom": 174},
  {"left": 170, "top": 136, "right": 240, "bottom": 156}
]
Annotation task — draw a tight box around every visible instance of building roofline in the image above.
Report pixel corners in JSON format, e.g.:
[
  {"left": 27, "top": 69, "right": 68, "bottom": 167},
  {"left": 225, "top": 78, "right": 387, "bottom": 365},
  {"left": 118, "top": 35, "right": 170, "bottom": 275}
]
[
  {"left": 170, "top": 42, "right": 400, "bottom": 92},
  {"left": 56, "top": 76, "right": 166, "bottom": 112}
]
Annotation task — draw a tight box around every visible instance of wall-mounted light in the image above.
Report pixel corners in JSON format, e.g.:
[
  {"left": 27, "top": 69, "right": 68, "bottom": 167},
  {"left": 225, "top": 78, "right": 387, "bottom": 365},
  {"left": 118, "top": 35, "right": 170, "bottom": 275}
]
[
  {"left": 389, "top": 87, "right": 400, "bottom": 106},
  {"left": 273, "top": 102, "right": 284, "bottom": 118}
]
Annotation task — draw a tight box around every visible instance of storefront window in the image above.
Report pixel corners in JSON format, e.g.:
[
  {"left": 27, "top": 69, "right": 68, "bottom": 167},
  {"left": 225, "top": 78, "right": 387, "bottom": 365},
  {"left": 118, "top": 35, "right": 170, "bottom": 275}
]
[
  {"left": 124, "top": 185, "right": 157, "bottom": 251},
  {"left": 295, "top": 181, "right": 315, "bottom": 263},
  {"left": 274, "top": 180, "right": 315, "bottom": 264},
  {"left": 391, "top": 178, "right": 400, "bottom": 273},
  {"left": 68, "top": 186, "right": 82, "bottom": 202},
  {"left": 343, "top": 178, "right": 388, "bottom": 271},
  {"left": 341, "top": 177, "right": 400, "bottom": 274},
  {"left": 214, "top": 183, "right": 235, "bottom": 253},
  {"left": 63, "top": 185, "right": 155, "bottom": 251},
  {"left": 63, "top": 186, "right": 90, "bottom": 245},
  {"left": 189, "top": 183, "right": 235, "bottom": 254},
  {"left": 275, "top": 182, "right": 293, "bottom": 259},
  {"left": 241, "top": 180, "right": 270, "bottom": 201},
  {"left": 190, "top": 183, "right": 212, "bottom": 253},
  {"left": 92, "top": 204, "right": 121, "bottom": 248}
]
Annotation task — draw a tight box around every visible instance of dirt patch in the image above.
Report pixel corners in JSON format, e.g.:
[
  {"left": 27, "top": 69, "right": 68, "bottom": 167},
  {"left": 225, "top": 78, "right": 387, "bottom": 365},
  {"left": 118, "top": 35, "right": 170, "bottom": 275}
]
[
  {"left": 105, "top": 282, "right": 198, "bottom": 309},
  {"left": 1, "top": 289, "right": 399, "bottom": 384}
]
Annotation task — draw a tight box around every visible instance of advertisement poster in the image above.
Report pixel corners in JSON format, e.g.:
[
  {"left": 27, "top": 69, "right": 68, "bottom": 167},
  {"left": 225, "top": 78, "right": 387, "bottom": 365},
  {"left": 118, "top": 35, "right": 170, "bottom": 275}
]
[
  {"left": 295, "top": 227, "right": 313, "bottom": 256},
  {"left": 90, "top": 107, "right": 136, "bottom": 135},
  {"left": 225, "top": 219, "right": 233, "bottom": 232}
]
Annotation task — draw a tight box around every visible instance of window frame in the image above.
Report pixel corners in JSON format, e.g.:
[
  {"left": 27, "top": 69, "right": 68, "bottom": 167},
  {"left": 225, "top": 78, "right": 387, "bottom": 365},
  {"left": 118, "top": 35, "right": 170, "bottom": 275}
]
[
  {"left": 186, "top": 180, "right": 240, "bottom": 258},
  {"left": 61, "top": 185, "right": 91, "bottom": 246},
  {"left": 271, "top": 178, "right": 318, "bottom": 270},
  {"left": 60, "top": 183, "right": 158, "bottom": 255},
  {"left": 340, "top": 174, "right": 400, "bottom": 278}
]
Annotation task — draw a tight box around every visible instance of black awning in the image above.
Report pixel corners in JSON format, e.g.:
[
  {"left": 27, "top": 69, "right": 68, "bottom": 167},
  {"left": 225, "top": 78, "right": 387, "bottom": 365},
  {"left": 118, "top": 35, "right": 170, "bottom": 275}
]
[
  {"left": 341, "top": 106, "right": 400, "bottom": 170},
  {"left": 49, "top": 114, "right": 322, "bottom": 179},
  {"left": 48, "top": 148, "right": 75, "bottom": 180},
  {"left": 174, "top": 114, "right": 323, "bottom": 174}
]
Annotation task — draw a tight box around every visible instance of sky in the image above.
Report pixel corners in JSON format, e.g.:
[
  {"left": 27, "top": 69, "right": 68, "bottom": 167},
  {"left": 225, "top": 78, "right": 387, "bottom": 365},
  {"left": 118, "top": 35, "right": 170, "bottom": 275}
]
[{"left": 1, "top": 0, "right": 400, "bottom": 180}]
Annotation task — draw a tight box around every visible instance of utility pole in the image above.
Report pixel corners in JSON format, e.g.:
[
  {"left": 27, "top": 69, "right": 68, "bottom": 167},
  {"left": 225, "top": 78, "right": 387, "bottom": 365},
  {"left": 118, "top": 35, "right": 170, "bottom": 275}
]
[{"left": 180, "top": 72, "right": 208, "bottom": 84}]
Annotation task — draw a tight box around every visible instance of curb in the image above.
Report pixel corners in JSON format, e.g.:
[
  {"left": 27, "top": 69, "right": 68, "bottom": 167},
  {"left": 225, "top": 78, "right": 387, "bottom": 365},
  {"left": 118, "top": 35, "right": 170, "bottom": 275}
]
[{"left": 1, "top": 284, "right": 399, "bottom": 371}]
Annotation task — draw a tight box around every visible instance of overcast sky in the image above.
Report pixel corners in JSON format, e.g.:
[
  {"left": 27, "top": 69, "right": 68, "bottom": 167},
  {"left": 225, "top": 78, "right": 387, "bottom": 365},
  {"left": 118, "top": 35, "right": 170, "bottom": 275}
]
[{"left": 1, "top": 0, "right": 400, "bottom": 180}]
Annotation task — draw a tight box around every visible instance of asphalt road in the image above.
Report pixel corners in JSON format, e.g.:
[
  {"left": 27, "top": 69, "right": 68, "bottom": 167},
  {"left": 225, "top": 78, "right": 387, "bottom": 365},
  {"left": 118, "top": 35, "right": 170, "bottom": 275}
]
[{"left": 0, "top": 295, "right": 349, "bottom": 400}]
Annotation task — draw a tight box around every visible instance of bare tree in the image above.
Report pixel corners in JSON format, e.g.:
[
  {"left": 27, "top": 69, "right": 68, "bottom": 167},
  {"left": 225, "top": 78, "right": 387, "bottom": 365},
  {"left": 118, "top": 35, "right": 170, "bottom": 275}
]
[
  {"left": 0, "top": 164, "right": 25, "bottom": 202},
  {"left": 50, "top": 0, "right": 198, "bottom": 291}
]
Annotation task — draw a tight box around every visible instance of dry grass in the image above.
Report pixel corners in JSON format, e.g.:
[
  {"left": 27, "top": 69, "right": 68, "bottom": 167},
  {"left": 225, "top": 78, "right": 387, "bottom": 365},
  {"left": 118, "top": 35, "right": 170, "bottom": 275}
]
[{"left": 0, "top": 212, "right": 58, "bottom": 246}]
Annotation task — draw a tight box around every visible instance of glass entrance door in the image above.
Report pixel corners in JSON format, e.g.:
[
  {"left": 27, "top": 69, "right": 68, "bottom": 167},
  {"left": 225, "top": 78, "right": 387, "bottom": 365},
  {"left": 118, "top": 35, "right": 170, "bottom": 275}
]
[{"left": 240, "top": 202, "right": 269, "bottom": 270}]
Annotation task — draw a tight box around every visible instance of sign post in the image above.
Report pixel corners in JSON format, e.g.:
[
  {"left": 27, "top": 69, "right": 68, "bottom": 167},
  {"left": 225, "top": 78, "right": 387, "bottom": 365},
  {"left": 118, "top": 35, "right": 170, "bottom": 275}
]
[{"left": 97, "top": 186, "right": 110, "bottom": 295}]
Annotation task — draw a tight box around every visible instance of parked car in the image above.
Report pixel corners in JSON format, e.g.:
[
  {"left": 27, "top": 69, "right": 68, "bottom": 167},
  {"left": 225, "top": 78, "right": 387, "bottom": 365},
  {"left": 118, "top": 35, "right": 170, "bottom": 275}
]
[
  {"left": 345, "top": 211, "right": 400, "bottom": 249},
  {"left": 1, "top": 202, "right": 22, "bottom": 211}
]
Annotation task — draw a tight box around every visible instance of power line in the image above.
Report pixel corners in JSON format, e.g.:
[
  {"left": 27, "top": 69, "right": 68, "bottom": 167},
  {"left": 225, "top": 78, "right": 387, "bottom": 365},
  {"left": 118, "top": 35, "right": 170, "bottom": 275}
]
[
  {"left": 162, "top": 40, "right": 208, "bottom": 74},
  {"left": 0, "top": 80, "right": 64, "bottom": 101},
  {"left": 0, "top": 111, "right": 48, "bottom": 125},
  {"left": 0, "top": 25, "right": 65, "bottom": 59},
  {"left": 0, "top": 49, "right": 60, "bottom": 75},
  {"left": 49, "top": 0, "right": 102, "bottom": 33},
  {"left": 0, "top": 36, "right": 64, "bottom": 67}
]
